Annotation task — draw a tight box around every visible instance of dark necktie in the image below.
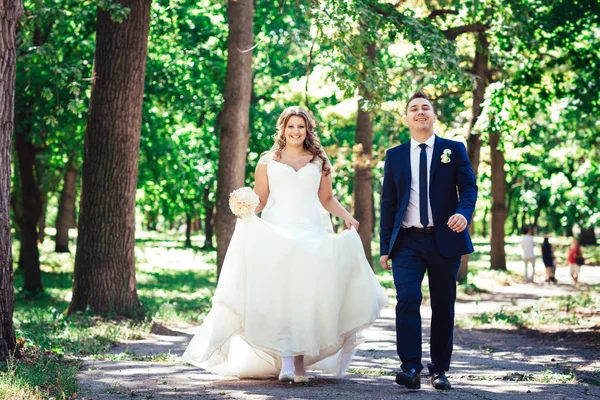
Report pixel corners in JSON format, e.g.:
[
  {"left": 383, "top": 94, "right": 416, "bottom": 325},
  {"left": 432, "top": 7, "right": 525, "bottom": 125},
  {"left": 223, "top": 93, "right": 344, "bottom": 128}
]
[{"left": 419, "top": 143, "right": 429, "bottom": 227}]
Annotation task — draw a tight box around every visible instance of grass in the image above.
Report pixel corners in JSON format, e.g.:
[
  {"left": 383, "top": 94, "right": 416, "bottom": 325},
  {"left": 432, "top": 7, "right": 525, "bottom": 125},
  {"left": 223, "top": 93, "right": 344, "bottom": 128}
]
[
  {"left": 91, "top": 349, "right": 180, "bottom": 363},
  {"left": 458, "top": 285, "right": 600, "bottom": 330},
  {"left": 501, "top": 370, "right": 577, "bottom": 384},
  {"left": 465, "top": 369, "right": 578, "bottom": 384},
  {"left": 0, "top": 348, "right": 80, "bottom": 400},
  {"left": 7, "top": 232, "right": 217, "bottom": 399},
  {"left": 346, "top": 367, "right": 396, "bottom": 377}
]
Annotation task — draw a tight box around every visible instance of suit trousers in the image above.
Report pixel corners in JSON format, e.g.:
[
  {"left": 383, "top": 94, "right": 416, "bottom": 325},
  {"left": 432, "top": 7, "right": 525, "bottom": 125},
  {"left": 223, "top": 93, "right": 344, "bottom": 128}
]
[{"left": 391, "top": 229, "right": 461, "bottom": 374}]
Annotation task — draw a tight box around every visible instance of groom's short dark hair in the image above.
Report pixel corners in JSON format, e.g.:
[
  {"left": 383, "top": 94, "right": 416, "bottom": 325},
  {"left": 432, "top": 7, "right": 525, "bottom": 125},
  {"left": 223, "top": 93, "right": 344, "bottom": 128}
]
[{"left": 406, "top": 91, "right": 432, "bottom": 112}]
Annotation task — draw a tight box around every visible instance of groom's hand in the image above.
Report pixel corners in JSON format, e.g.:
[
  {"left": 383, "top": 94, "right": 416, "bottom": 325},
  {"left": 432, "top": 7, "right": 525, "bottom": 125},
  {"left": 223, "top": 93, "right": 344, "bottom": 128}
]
[
  {"left": 380, "top": 255, "right": 392, "bottom": 270},
  {"left": 447, "top": 213, "right": 468, "bottom": 233}
]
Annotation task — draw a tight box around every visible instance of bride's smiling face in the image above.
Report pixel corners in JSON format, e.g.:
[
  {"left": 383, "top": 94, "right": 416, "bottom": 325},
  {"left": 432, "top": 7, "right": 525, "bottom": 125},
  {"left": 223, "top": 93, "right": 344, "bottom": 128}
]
[{"left": 284, "top": 116, "right": 307, "bottom": 147}]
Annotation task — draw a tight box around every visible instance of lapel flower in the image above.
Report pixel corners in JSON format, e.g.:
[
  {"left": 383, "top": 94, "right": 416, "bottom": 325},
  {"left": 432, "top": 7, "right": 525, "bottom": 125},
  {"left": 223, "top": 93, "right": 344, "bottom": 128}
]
[{"left": 441, "top": 149, "right": 452, "bottom": 164}]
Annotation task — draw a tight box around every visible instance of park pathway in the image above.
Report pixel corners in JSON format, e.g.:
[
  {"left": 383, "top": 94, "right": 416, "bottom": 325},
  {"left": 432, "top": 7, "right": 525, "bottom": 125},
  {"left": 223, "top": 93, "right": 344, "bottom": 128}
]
[{"left": 77, "top": 264, "right": 600, "bottom": 399}]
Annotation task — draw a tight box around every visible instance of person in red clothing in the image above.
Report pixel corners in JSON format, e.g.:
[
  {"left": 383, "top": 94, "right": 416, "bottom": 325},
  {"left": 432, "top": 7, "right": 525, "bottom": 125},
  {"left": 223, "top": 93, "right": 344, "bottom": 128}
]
[{"left": 567, "top": 238, "right": 584, "bottom": 285}]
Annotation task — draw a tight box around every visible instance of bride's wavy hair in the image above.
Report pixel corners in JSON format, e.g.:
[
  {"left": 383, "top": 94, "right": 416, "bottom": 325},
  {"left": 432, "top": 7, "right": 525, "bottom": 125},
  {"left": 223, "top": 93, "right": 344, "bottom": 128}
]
[{"left": 274, "top": 106, "right": 331, "bottom": 176}]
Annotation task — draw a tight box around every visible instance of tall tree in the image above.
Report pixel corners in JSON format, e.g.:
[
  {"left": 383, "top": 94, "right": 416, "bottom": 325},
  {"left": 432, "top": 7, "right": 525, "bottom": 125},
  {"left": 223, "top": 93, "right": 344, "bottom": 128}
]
[
  {"left": 486, "top": 85, "right": 508, "bottom": 271},
  {"left": 13, "top": 15, "right": 45, "bottom": 293},
  {"left": 458, "top": 31, "right": 490, "bottom": 279},
  {"left": 489, "top": 128, "right": 507, "bottom": 271},
  {"left": 354, "top": 41, "right": 376, "bottom": 267},
  {"left": 13, "top": 0, "right": 95, "bottom": 292},
  {"left": 215, "top": 0, "right": 254, "bottom": 277},
  {"left": 0, "top": 0, "right": 23, "bottom": 361},
  {"left": 69, "top": 0, "right": 150, "bottom": 318}
]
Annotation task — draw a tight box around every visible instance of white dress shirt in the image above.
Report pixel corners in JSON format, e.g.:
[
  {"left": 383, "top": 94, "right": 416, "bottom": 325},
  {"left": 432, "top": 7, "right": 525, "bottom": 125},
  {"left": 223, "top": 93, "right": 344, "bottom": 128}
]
[{"left": 402, "top": 134, "right": 435, "bottom": 228}]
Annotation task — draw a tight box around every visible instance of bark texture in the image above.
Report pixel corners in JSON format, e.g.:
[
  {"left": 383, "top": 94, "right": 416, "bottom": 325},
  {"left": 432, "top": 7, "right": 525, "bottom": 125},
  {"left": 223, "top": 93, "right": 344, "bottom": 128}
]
[
  {"left": 55, "top": 164, "right": 78, "bottom": 252},
  {"left": 215, "top": 0, "right": 254, "bottom": 277},
  {"left": 0, "top": 0, "right": 23, "bottom": 361},
  {"left": 185, "top": 213, "right": 192, "bottom": 248},
  {"left": 37, "top": 193, "right": 47, "bottom": 242},
  {"left": 203, "top": 186, "right": 214, "bottom": 249},
  {"left": 354, "top": 42, "right": 376, "bottom": 267},
  {"left": 69, "top": 0, "right": 150, "bottom": 318},
  {"left": 14, "top": 129, "right": 42, "bottom": 292},
  {"left": 579, "top": 227, "right": 597, "bottom": 246},
  {"left": 490, "top": 130, "right": 507, "bottom": 271},
  {"left": 459, "top": 32, "right": 489, "bottom": 280}
]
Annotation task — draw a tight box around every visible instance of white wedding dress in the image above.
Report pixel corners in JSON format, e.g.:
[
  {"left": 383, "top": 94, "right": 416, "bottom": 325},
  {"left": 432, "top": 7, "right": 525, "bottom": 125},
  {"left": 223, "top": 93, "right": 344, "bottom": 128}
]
[{"left": 182, "top": 152, "right": 388, "bottom": 378}]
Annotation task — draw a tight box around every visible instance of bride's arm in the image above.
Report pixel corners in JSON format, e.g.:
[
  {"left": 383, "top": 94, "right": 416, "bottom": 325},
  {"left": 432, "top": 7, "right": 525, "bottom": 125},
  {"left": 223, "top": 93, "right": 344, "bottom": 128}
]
[
  {"left": 318, "top": 171, "right": 359, "bottom": 230},
  {"left": 254, "top": 164, "right": 269, "bottom": 214}
]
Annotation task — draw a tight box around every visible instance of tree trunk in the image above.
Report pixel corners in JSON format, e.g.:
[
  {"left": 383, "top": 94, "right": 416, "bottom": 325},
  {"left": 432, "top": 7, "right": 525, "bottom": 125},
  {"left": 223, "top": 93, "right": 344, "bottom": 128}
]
[
  {"left": 566, "top": 225, "right": 573, "bottom": 237},
  {"left": 203, "top": 186, "right": 214, "bottom": 249},
  {"left": 511, "top": 211, "right": 518, "bottom": 235},
  {"left": 465, "top": 32, "right": 489, "bottom": 180},
  {"left": 354, "top": 42, "right": 375, "bottom": 267},
  {"left": 146, "top": 211, "right": 157, "bottom": 231},
  {"left": 55, "top": 165, "right": 78, "bottom": 253},
  {"left": 185, "top": 213, "right": 192, "bottom": 248},
  {"left": 37, "top": 193, "right": 47, "bottom": 242},
  {"left": 490, "top": 131, "right": 507, "bottom": 270},
  {"left": 69, "top": 0, "right": 150, "bottom": 318},
  {"left": 215, "top": 0, "right": 254, "bottom": 278},
  {"left": 507, "top": 185, "right": 516, "bottom": 234},
  {"left": 579, "top": 227, "right": 597, "bottom": 246},
  {"left": 15, "top": 127, "right": 43, "bottom": 293},
  {"left": 458, "top": 32, "right": 489, "bottom": 280},
  {"left": 482, "top": 204, "right": 488, "bottom": 238},
  {"left": 0, "top": 0, "right": 23, "bottom": 361},
  {"left": 196, "top": 214, "right": 202, "bottom": 232},
  {"left": 371, "top": 190, "right": 376, "bottom": 234},
  {"left": 13, "top": 8, "right": 50, "bottom": 280}
]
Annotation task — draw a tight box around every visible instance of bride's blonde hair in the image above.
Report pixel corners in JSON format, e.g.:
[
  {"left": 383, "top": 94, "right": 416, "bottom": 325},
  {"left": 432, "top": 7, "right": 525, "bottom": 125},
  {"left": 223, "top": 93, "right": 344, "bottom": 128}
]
[{"left": 274, "top": 106, "right": 331, "bottom": 176}]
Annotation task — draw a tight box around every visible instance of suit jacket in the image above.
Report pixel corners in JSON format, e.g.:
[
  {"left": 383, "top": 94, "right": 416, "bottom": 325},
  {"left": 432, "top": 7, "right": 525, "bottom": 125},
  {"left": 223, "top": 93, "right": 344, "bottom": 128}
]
[{"left": 380, "top": 135, "right": 477, "bottom": 258}]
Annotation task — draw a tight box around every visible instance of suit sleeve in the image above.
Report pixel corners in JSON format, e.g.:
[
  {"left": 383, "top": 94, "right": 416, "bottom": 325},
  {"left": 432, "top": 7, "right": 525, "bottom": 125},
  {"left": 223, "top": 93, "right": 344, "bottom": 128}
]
[
  {"left": 454, "top": 142, "right": 478, "bottom": 224},
  {"left": 380, "top": 150, "right": 397, "bottom": 256}
]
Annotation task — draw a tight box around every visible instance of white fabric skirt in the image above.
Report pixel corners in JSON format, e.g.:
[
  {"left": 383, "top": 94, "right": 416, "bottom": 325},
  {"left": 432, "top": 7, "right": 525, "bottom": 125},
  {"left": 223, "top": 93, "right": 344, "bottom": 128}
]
[{"left": 182, "top": 215, "right": 388, "bottom": 378}]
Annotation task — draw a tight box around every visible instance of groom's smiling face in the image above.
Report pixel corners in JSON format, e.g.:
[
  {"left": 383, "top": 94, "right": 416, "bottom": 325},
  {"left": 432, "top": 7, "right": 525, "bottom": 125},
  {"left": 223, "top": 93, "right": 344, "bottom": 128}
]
[{"left": 405, "top": 98, "right": 436, "bottom": 132}]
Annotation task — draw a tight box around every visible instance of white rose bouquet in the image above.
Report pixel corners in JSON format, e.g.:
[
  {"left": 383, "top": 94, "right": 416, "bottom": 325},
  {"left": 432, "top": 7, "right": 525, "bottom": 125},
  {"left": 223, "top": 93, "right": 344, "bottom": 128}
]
[{"left": 229, "top": 187, "right": 260, "bottom": 218}]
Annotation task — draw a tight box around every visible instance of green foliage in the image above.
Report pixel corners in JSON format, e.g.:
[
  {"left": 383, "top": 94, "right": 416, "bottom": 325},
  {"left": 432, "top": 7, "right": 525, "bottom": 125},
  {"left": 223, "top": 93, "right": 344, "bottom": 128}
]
[
  {"left": 138, "top": 0, "right": 227, "bottom": 227},
  {"left": 97, "top": 0, "right": 131, "bottom": 22},
  {"left": 9, "top": 0, "right": 600, "bottom": 276}
]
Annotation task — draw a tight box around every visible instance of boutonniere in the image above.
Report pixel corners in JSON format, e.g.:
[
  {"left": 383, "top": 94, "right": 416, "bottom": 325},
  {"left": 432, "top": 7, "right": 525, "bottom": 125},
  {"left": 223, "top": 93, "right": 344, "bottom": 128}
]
[{"left": 441, "top": 149, "right": 452, "bottom": 164}]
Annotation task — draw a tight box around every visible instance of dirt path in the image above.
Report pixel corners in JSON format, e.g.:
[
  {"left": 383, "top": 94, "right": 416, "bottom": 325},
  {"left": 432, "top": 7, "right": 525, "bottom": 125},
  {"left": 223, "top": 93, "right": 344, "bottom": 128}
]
[{"left": 78, "top": 264, "right": 600, "bottom": 399}]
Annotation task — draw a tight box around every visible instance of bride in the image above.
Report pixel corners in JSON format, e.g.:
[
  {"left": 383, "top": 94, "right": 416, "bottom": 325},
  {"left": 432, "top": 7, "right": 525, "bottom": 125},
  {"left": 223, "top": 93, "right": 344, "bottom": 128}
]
[{"left": 182, "top": 106, "right": 388, "bottom": 382}]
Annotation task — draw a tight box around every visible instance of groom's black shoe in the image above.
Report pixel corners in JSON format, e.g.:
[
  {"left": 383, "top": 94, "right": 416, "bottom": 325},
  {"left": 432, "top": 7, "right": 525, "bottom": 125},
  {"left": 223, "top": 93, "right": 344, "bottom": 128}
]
[
  {"left": 395, "top": 369, "right": 421, "bottom": 389},
  {"left": 430, "top": 372, "right": 452, "bottom": 390}
]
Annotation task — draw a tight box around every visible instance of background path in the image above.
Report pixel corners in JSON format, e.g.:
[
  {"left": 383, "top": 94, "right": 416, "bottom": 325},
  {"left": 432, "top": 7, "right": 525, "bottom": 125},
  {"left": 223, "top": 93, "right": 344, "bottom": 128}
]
[{"left": 78, "top": 264, "right": 600, "bottom": 399}]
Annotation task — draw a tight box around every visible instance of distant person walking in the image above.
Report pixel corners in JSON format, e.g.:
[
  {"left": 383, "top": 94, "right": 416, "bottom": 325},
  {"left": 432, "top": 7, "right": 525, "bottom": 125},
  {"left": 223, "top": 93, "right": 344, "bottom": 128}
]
[
  {"left": 541, "top": 235, "right": 556, "bottom": 283},
  {"left": 520, "top": 227, "right": 536, "bottom": 283},
  {"left": 567, "top": 238, "right": 584, "bottom": 285}
]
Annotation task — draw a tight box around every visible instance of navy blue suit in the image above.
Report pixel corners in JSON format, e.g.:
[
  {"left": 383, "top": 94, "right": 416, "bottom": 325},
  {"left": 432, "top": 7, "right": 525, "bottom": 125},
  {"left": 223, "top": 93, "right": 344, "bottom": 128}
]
[{"left": 380, "top": 135, "right": 477, "bottom": 374}]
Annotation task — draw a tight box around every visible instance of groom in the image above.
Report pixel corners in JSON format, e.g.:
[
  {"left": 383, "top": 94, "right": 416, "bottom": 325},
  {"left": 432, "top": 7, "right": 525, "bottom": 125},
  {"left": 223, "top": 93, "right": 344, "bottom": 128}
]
[{"left": 380, "top": 91, "right": 477, "bottom": 390}]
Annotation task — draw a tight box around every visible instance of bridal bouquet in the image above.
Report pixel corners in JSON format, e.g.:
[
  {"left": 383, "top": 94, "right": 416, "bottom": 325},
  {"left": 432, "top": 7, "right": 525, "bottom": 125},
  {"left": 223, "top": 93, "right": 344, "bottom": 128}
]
[{"left": 229, "top": 187, "right": 260, "bottom": 218}]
